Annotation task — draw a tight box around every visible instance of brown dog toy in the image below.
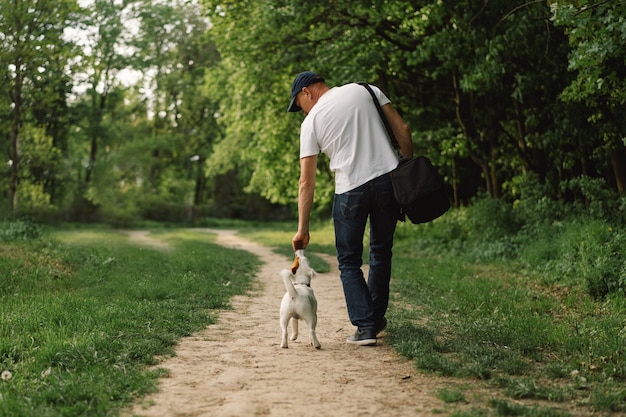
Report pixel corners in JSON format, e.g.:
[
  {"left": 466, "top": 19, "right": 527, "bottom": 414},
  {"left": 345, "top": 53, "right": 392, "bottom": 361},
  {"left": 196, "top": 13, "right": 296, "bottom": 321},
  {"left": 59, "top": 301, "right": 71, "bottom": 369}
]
[{"left": 291, "top": 256, "right": 300, "bottom": 274}]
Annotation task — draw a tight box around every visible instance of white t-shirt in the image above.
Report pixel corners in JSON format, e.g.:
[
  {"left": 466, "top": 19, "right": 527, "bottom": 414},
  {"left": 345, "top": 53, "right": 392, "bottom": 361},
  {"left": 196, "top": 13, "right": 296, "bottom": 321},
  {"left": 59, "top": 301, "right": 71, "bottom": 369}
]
[{"left": 299, "top": 83, "right": 400, "bottom": 194}]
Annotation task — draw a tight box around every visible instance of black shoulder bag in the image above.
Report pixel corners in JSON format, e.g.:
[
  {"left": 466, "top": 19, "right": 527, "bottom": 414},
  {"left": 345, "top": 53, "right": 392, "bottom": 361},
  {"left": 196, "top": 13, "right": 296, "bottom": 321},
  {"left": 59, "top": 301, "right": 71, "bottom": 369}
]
[{"left": 359, "top": 82, "right": 450, "bottom": 224}]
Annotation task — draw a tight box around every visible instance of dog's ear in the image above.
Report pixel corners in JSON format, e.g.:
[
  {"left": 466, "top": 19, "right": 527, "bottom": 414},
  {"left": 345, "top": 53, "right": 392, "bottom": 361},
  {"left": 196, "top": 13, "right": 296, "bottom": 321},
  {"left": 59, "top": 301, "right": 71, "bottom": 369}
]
[{"left": 291, "top": 256, "right": 299, "bottom": 275}]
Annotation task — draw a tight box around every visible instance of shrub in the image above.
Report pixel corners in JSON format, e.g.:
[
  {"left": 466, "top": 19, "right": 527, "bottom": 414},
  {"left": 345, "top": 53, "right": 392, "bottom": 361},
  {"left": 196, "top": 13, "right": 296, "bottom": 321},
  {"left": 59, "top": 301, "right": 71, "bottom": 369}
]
[
  {"left": 518, "top": 217, "right": 626, "bottom": 298},
  {"left": 560, "top": 219, "right": 626, "bottom": 298},
  {"left": 562, "top": 176, "right": 623, "bottom": 223},
  {"left": 507, "top": 172, "right": 565, "bottom": 229},
  {"left": 0, "top": 218, "right": 44, "bottom": 241},
  {"left": 465, "top": 193, "right": 522, "bottom": 241}
]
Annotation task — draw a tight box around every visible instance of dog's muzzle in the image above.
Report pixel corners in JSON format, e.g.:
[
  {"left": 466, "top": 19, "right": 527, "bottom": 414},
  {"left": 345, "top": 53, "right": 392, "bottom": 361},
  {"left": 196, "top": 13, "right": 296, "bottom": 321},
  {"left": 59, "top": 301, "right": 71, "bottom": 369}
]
[{"left": 291, "top": 256, "right": 300, "bottom": 274}]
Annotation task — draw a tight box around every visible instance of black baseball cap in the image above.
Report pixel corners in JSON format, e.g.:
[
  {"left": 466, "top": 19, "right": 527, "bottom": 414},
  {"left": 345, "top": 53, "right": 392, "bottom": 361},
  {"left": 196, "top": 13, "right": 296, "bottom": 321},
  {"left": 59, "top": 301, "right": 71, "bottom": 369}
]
[{"left": 287, "top": 71, "right": 325, "bottom": 112}]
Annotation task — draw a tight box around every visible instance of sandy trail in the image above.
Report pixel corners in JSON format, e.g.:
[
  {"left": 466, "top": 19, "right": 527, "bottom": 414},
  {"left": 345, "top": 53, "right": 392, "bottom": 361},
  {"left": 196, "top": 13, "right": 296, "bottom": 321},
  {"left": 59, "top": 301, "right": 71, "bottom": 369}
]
[{"left": 126, "top": 229, "right": 446, "bottom": 417}]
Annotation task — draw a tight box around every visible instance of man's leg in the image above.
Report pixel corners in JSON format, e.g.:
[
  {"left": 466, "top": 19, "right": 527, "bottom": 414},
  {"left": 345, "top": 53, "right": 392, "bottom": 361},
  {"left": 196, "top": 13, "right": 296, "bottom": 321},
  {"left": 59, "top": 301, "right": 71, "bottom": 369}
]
[
  {"left": 333, "top": 185, "right": 376, "bottom": 331},
  {"left": 367, "top": 174, "right": 399, "bottom": 331}
]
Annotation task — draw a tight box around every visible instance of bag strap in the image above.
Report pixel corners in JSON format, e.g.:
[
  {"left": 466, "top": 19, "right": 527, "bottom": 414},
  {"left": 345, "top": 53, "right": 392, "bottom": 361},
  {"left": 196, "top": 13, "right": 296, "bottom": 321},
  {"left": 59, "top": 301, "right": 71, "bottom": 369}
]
[{"left": 358, "top": 82, "right": 400, "bottom": 152}]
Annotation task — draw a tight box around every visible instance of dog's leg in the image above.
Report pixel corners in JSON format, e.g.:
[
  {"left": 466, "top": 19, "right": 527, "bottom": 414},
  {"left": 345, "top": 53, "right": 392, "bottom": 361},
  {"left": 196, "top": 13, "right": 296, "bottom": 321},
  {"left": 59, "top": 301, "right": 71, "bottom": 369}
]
[
  {"left": 308, "top": 316, "right": 321, "bottom": 349},
  {"left": 280, "top": 316, "right": 290, "bottom": 348},
  {"left": 290, "top": 317, "right": 299, "bottom": 341}
]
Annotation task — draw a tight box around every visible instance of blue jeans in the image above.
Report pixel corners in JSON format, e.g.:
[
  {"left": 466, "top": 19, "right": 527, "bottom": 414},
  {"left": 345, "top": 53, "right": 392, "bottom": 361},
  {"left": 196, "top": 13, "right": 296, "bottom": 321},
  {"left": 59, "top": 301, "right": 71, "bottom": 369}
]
[{"left": 333, "top": 173, "right": 399, "bottom": 330}]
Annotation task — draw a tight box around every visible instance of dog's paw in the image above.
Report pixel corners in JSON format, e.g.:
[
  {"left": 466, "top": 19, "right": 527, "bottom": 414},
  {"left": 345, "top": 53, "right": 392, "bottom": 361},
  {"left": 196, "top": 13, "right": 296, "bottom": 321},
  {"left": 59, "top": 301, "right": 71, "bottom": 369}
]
[{"left": 310, "top": 335, "right": 321, "bottom": 349}]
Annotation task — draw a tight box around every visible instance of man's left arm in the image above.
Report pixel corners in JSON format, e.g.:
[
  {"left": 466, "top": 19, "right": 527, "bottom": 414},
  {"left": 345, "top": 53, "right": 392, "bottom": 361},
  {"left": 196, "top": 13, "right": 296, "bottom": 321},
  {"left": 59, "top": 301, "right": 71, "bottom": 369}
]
[{"left": 382, "top": 104, "right": 413, "bottom": 159}]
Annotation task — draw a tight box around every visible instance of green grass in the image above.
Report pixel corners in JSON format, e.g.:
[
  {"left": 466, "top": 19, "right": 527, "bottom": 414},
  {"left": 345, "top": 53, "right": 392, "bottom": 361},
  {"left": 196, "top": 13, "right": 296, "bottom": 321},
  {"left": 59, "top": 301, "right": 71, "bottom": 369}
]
[
  {"left": 2, "top": 210, "right": 626, "bottom": 416},
  {"left": 386, "top": 218, "right": 626, "bottom": 415},
  {"left": 0, "top": 227, "right": 259, "bottom": 417}
]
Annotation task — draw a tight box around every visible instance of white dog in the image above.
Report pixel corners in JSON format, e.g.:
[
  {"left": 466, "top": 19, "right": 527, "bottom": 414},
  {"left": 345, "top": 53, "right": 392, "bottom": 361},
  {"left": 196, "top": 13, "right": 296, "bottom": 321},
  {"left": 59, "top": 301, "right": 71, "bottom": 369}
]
[{"left": 279, "top": 249, "right": 321, "bottom": 349}]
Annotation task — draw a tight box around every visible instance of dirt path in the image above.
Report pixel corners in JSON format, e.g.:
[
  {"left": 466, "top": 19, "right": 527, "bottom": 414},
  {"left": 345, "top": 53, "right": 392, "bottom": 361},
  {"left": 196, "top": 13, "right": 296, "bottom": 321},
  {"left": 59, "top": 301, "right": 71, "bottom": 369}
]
[{"left": 126, "top": 229, "right": 448, "bottom": 417}]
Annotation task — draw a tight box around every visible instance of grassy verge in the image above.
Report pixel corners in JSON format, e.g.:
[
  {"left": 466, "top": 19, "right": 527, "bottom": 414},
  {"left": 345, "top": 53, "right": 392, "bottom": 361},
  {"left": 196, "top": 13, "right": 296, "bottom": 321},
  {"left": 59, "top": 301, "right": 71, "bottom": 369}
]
[
  {"left": 2, "top": 211, "right": 625, "bottom": 417},
  {"left": 0, "top": 224, "right": 259, "bottom": 417},
  {"left": 387, "top": 215, "right": 626, "bottom": 416}
]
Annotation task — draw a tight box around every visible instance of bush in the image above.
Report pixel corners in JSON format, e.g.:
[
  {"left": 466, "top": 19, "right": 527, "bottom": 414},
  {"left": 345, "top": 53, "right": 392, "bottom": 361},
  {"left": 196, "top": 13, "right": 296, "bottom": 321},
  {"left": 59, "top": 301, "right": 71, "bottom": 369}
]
[
  {"left": 507, "top": 172, "right": 565, "bottom": 228},
  {"left": 517, "top": 217, "right": 626, "bottom": 298},
  {"left": 465, "top": 193, "right": 522, "bottom": 241},
  {"left": 562, "top": 176, "right": 623, "bottom": 223},
  {"left": 402, "top": 189, "right": 626, "bottom": 298},
  {"left": 396, "top": 195, "right": 522, "bottom": 262},
  {"left": 578, "top": 225, "right": 626, "bottom": 298},
  {"left": 0, "top": 218, "right": 44, "bottom": 241}
]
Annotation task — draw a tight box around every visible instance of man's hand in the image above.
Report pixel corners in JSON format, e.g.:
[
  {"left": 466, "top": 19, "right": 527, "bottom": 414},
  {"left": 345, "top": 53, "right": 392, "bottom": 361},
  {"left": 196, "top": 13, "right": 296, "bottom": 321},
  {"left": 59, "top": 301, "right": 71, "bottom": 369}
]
[{"left": 292, "top": 231, "right": 310, "bottom": 251}]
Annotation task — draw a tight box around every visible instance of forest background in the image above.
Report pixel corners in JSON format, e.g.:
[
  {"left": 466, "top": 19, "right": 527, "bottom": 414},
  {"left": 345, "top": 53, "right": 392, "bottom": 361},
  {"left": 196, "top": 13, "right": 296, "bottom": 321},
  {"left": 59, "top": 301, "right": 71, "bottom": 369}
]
[
  {"left": 1, "top": 0, "right": 626, "bottom": 253},
  {"left": 1, "top": 0, "right": 625, "bottom": 222}
]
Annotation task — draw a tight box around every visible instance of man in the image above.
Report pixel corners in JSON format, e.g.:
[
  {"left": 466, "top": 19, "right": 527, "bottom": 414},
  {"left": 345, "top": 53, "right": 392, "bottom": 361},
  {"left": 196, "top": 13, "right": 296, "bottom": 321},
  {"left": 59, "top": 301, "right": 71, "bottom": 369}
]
[{"left": 288, "top": 71, "right": 413, "bottom": 346}]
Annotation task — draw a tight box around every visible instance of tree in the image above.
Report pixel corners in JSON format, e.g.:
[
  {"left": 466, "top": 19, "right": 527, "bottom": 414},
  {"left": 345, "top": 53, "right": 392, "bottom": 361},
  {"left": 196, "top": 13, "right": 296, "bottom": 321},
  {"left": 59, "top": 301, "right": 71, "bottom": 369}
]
[
  {"left": 552, "top": 0, "right": 626, "bottom": 195},
  {"left": 201, "top": 1, "right": 567, "bottom": 207},
  {"left": 201, "top": 0, "right": 415, "bottom": 211},
  {"left": 0, "top": 0, "right": 78, "bottom": 212},
  {"left": 128, "top": 0, "right": 222, "bottom": 219},
  {"left": 71, "top": 0, "right": 139, "bottom": 186}
]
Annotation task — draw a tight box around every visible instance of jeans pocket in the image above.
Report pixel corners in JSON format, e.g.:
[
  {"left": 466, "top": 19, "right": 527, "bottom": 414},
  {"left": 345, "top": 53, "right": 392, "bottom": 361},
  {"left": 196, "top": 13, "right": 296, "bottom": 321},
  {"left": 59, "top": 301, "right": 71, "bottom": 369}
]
[{"left": 337, "top": 190, "right": 365, "bottom": 221}]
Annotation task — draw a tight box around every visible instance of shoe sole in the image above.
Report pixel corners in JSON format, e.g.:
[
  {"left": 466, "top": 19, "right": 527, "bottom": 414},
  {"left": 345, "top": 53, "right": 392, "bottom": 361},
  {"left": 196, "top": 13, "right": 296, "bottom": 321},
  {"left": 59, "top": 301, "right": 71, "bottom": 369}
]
[{"left": 346, "top": 338, "right": 377, "bottom": 346}]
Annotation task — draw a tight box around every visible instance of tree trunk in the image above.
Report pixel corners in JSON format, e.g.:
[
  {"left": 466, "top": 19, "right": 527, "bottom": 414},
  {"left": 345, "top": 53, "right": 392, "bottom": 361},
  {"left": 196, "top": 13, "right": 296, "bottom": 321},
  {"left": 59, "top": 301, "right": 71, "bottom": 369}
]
[
  {"left": 490, "top": 139, "right": 500, "bottom": 198},
  {"left": 85, "top": 136, "right": 98, "bottom": 184},
  {"left": 451, "top": 158, "right": 458, "bottom": 207},
  {"left": 9, "top": 62, "right": 23, "bottom": 212},
  {"left": 611, "top": 146, "right": 626, "bottom": 196},
  {"left": 85, "top": 91, "right": 107, "bottom": 184}
]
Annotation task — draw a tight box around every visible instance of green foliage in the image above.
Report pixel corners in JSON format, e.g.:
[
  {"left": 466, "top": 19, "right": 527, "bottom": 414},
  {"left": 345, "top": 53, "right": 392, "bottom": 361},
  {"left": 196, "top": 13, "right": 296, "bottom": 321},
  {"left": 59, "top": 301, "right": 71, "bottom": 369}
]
[
  {"left": 396, "top": 195, "right": 523, "bottom": 262},
  {"left": 550, "top": 0, "right": 626, "bottom": 196},
  {"left": 561, "top": 175, "right": 623, "bottom": 220},
  {"left": 0, "top": 228, "right": 259, "bottom": 416},
  {"left": 517, "top": 217, "right": 626, "bottom": 299},
  {"left": 14, "top": 125, "right": 63, "bottom": 211},
  {"left": 0, "top": 218, "right": 44, "bottom": 241},
  {"left": 552, "top": 1, "right": 626, "bottom": 106},
  {"left": 2, "top": 0, "right": 625, "bottom": 228},
  {"left": 506, "top": 172, "right": 565, "bottom": 226},
  {"left": 0, "top": 0, "right": 79, "bottom": 212}
]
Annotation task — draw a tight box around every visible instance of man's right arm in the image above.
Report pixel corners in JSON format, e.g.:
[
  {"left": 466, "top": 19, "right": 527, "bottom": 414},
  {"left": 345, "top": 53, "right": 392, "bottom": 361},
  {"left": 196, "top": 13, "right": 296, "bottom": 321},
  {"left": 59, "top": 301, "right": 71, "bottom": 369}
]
[{"left": 293, "top": 155, "right": 317, "bottom": 251}]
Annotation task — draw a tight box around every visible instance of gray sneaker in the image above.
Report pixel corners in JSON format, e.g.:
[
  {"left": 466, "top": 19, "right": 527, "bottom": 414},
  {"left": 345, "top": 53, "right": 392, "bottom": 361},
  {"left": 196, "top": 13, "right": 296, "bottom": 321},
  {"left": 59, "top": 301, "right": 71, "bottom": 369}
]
[{"left": 347, "top": 328, "right": 377, "bottom": 346}]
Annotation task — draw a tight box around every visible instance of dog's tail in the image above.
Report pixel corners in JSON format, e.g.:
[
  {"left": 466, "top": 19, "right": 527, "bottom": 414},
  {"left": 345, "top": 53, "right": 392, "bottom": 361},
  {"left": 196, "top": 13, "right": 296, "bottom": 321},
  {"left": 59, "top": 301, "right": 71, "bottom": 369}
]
[{"left": 280, "top": 269, "right": 298, "bottom": 299}]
